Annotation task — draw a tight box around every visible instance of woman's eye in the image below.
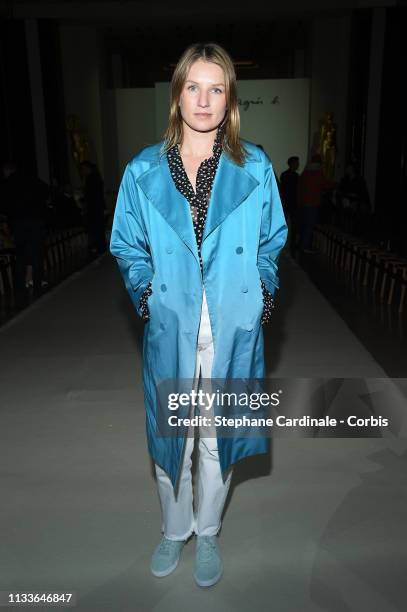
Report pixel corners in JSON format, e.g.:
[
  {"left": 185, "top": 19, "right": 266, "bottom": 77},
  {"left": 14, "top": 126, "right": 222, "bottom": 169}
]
[{"left": 186, "top": 85, "right": 223, "bottom": 93}]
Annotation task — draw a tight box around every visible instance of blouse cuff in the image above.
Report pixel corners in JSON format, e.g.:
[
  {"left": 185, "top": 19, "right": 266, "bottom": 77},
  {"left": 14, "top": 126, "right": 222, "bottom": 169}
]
[
  {"left": 260, "top": 279, "right": 276, "bottom": 326},
  {"left": 139, "top": 281, "right": 153, "bottom": 321}
]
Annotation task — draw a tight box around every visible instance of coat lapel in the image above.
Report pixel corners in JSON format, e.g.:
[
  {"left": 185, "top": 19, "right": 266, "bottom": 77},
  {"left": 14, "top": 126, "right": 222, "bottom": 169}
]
[
  {"left": 202, "top": 151, "right": 259, "bottom": 242},
  {"left": 137, "top": 152, "right": 199, "bottom": 263},
  {"left": 136, "top": 145, "right": 260, "bottom": 266}
]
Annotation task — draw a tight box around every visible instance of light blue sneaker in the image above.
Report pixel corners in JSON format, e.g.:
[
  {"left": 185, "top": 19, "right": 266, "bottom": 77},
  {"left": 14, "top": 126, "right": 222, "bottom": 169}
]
[
  {"left": 193, "top": 535, "right": 223, "bottom": 587},
  {"left": 150, "top": 536, "right": 185, "bottom": 577}
]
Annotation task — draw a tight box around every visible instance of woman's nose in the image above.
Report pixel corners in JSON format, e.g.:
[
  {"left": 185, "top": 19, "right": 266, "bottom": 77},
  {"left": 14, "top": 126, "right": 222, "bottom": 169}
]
[{"left": 198, "top": 92, "right": 210, "bottom": 107}]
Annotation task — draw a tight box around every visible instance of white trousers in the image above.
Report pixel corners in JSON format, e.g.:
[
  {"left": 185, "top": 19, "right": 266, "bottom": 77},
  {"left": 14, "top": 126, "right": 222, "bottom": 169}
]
[{"left": 154, "top": 288, "right": 233, "bottom": 540}]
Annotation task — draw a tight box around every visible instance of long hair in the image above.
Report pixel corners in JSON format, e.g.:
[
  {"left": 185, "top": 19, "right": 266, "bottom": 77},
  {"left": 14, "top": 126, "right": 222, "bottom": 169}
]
[{"left": 161, "top": 42, "right": 247, "bottom": 166}]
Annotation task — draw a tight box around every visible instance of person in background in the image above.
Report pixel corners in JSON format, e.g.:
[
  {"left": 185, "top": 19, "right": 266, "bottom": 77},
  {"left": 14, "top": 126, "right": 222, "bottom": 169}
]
[
  {"left": 80, "top": 161, "right": 107, "bottom": 257},
  {"left": 51, "top": 183, "right": 83, "bottom": 229},
  {"left": 0, "top": 161, "right": 49, "bottom": 302},
  {"left": 280, "top": 156, "right": 300, "bottom": 253},
  {"left": 298, "top": 153, "right": 336, "bottom": 253}
]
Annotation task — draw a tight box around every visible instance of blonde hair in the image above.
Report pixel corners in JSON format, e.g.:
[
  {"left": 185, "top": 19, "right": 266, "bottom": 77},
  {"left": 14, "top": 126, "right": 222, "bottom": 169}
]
[{"left": 161, "top": 42, "right": 247, "bottom": 166}]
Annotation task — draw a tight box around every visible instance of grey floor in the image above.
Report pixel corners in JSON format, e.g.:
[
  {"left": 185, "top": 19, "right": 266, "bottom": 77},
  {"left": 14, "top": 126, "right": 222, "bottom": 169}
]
[{"left": 0, "top": 250, "right": 406, "bottom": 612}]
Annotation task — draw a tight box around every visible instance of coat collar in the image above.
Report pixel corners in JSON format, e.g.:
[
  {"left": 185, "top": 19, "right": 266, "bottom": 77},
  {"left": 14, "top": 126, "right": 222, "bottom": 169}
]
[{"left": 136, "top": 140, "right": 261, "bottom": 266}]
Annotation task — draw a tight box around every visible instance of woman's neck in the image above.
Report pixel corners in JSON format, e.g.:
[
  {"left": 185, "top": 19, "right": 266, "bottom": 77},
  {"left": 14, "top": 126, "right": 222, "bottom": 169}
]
[{"left": 179, "top": 123, "right": 218, "bottom": 158}]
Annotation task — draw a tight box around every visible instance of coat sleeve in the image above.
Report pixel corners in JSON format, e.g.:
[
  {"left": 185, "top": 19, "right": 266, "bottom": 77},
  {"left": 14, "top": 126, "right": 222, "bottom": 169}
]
[
  {"left": 110, "top": 162, "right": 154, "bottom": 317},
  {"left": 257, "top": 154, "right": 288, "bottom": 297}
]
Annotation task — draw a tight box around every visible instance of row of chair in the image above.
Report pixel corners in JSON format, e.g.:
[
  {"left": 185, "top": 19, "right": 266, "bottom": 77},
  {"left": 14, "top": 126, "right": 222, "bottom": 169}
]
[
  {"left": 313, "top": 225, "right": 407, "bottom": 313},
  {"left": 0, "top": 226, "right": 88, "bottom": 298}
]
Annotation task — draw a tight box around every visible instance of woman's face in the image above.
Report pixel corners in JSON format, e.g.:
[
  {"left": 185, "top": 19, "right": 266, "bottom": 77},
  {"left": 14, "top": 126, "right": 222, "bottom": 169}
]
[{"left": 178, "top": 58, "right": 227, "bottom": 134}]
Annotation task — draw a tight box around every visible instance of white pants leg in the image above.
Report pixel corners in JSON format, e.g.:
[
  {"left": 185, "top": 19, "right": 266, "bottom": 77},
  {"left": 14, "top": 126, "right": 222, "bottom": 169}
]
[{"left": 154, "top": 288, "right": 233, "bottom": 540}]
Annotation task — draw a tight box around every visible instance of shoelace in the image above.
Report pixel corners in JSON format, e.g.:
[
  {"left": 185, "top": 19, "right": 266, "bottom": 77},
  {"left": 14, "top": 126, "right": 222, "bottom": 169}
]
[{"left": 197, "top": 537, "right": 217, "bottom": 563}]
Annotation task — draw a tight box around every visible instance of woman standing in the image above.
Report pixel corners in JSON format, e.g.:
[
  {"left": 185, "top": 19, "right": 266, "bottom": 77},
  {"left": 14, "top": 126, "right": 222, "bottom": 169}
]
[{"left": 110, "top": 42, "right": 287, "bottom": 587}]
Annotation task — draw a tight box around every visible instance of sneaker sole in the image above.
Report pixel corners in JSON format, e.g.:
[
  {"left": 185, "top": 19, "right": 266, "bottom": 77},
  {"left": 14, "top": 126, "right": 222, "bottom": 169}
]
[{"left": 193, "top": 566, "right": 223, "bottom": 587}]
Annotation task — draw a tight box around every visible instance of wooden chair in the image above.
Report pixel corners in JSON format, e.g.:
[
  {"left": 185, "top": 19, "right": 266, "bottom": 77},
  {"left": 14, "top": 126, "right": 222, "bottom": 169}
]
[{"left": 385, "top": 260, "right": 407, "bottom": 313}]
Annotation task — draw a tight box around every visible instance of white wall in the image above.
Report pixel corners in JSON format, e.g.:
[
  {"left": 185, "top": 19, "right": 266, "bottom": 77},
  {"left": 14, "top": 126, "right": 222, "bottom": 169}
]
[
  {"left": 236, "top": 79, "right": 310, "bottom": 178},
  {"left": 114, "top": 88, "right": 156, "bottom": 178},
  {"left": 155, "top": 82, "right": 171, "bottom": 143}
]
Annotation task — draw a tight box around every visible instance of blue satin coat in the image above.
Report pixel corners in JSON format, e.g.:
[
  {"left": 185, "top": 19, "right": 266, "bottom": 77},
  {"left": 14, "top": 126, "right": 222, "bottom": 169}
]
[{"left": 110, "top": 139, "right": 288, "bottom": 488}]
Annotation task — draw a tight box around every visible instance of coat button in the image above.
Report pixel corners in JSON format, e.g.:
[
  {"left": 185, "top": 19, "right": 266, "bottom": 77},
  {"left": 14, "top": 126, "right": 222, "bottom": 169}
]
[
  {"left": 161, "top": 284, "right": 167, "bottom": 292},
  {"left": 236, "top": 246, "right": 243, "bottom": 254},
  {"left": 241, "top": 286, "right": 248, "bottom": 293},
  {"left": 160, "top": 322, "right": 165, "bottom": 330},
  {"left": 245, "top": 324, "right": 253, "bottom": 331},
  {"left": 166, "top": 246, "right": 173, "bottom": 254}
]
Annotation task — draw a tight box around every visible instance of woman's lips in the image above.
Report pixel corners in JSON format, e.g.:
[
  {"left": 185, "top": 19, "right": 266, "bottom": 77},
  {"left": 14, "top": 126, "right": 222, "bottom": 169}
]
[{"left": 195, "top": 113, "right": 211, "bottom": 118}]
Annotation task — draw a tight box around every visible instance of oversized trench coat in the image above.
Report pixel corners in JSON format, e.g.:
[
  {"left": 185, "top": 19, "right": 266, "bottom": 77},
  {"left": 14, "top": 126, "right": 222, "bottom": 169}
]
[{"left": 110, "top": 139, "right": 288, "bottom": 489}]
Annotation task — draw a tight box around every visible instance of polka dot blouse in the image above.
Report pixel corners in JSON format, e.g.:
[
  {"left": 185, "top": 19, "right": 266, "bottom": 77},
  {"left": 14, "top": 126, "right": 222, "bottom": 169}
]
[{"left": 139, "top": 124, "right": 275, "bottom": 325}]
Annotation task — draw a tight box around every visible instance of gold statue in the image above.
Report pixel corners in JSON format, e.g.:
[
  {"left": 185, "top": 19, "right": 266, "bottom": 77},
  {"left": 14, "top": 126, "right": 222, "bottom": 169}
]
[
  {"left": 66, "top": 115, "right": 91, "bottom": 175},
  {"left": 317, "top": 112, "right": 337, "bottom": 180}
]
